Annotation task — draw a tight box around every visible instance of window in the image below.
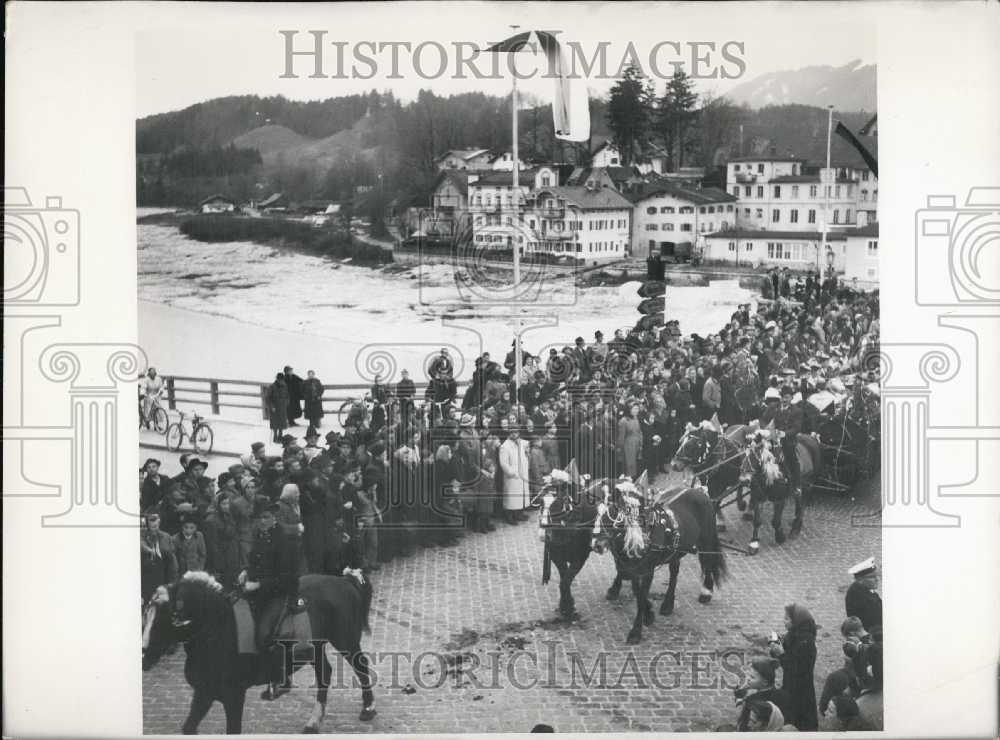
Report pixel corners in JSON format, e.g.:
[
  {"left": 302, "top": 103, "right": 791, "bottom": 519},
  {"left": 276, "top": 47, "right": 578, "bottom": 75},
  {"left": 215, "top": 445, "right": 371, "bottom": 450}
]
[
  {"left": 728, "top": 241, "right": 736, "bottom": 252},
  {"left": 757, "top": 164, "right": 764, "bottom": 174},
  {"left": 808, "top": 209, "right": 816, "bottom": 224},
  {"left": 774, "top": 186, "right": 781, "bottom": 199},
  {"left": 541, "top": 176, "right": 551, "bottom": 187},
  {"left": 645, "top": 224, "right": 658, "bottom": 231},
  {"left": 867, "top": 239, "right": 878, "bottom": 256},
  {"left": 755, "top": 208, "right": 764, "bottom": 218},
  {"left": 873, "top": 189, "right": 878, "bottom": 201},
  {"left": 506, "top": 216, "right": 513, "bottom": 226},
  {"left": 745, "top": 242, "right": 753, "bottom": 252},
  {"left": 825, "top": 185, "right": 832, "bottom": 198},
  {"left": 867, "top": 267, "right": 876, "bottom": 278},
  {"left": 809, "top": 185, "right": 818, "bottom": 198},
  {"left": 529, "top": 219, "right": 535, "bottom": 228},
  {"left": 681, "top": 223, "right": 692, "bottom": 232},
  {"left": 663, "top": 223, "right": 675, "bottom": 231},
  {"left": 772, "top": 209, "right": 780, "bottom": 222},
  {"left": 757, "top": 186, "right": 764, "bottom": 198},
  {"left": 649, "top": 239, "right": 656, "bottom": 249},
  {"left": 475, "top": 216, "right": 483, "bottom": 226},
  {"left": 727, "top": 205, "right": 734, "bottom": 212},
  {"left": 662, "top": 206, "right": 675, "bottom": 214},
  {"left": 792, "top": 185, "right": 799, "bottom": 198},
  {"left": 790, "top": 209, "right": 799, "bottom": 224},
  {"left": 832, "top": 210, "right": 840, "bottom": 225},
  {"left": 744, "top": 186, "right": 752, "bottom": 197},
  {"left": 680, "top": 206, "right": 694, "bottom": 214},
  {"left": 699, "top": 206, "right": 707, "bottom": 214},
  {"left": 734, "top": 164, "right": 741, "bottom": 171},
  {"left": 835, "top": 185, "right": 841, "bottom": 198},
  {"left": 610, "top": 157, "right": 619, "bottom": 165},
  {"left": 861, "top": 190, "right": 868, "bottom": 202},
  {"left": 862, "top": 171, "right": 870, "bottom": 181},
  {"left": 845, "top": 208, "right": 852, "bottom": 223},
  {"left": 646, "top": 206, "right": 657, "bottom": 215},
  {"left": 744, "top": 208, "right": 751, "bottom": 217}
]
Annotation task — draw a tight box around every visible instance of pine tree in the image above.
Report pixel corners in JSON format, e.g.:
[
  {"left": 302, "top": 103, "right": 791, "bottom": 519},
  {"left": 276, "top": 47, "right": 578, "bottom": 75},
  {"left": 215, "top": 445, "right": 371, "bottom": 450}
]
[
  {"left": 656, "top": 70, "right": 699, "bottom": 171},
  {"left": 607, "top": 64, "right": 654, "bottom": 166}
]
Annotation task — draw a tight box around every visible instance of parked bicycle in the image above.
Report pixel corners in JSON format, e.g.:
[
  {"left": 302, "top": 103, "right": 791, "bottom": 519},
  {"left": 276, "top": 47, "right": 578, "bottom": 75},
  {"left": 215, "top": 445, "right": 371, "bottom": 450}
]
[
  {"left": 138, "top": 388, "right": 168, "bottom": 433},
  {"left": 165, "top": 410, "right": 214, "bottom": 454}
]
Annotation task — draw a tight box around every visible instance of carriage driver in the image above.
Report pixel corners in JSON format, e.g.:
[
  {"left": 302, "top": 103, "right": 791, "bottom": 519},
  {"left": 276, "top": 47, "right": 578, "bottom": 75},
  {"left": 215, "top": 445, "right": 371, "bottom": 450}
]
[
  {"left": 239, "top": 499, "right": 299, "bottom": 697},
  {"left": 759, "top": 385, "right": 804, "bottom": 494}
]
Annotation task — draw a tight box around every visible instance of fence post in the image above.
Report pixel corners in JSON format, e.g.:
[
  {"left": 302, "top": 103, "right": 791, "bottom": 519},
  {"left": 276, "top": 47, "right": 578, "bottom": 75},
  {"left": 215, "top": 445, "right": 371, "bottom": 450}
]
[
  {"left": 166, "top": 377, "right": 176, "bottom": 410},
  {"left": 210, "top": 380, "right": 220, "bottom": 415},
  {"left": 260, "top": 385, "right": 270, "bottom": 422}
]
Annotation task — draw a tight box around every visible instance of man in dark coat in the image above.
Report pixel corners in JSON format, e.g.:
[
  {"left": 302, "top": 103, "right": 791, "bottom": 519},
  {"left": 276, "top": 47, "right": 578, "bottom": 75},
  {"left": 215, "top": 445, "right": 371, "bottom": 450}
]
[
  {"left": 283, "top": 365, "right": 304, "bottom": 426},
  {"left": 845, "top": 558, "right": 882, "bottom": 631},
  {"left": 241, "top": 499, "right": 298, "bottom": 698},
  {"left": 395, "top": 369, "right": 416, "bottom": 423},
  {"left": 302, "top": 370, "right": 325, "bottom": 428},
  {"left": 760, "top": 385, "right": 804, "bottom": 490}
]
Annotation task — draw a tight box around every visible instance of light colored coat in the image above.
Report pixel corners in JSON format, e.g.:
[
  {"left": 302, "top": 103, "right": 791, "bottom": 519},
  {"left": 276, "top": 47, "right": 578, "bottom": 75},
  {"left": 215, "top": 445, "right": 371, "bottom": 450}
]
[{"left": 499, "top": 437, "right": 530, "bottom": 511}]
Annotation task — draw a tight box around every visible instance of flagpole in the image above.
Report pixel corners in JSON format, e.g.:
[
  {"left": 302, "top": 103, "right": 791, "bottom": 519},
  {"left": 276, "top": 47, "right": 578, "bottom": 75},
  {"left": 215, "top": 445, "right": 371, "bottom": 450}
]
[
  {"left": 820, "top": 104, "right": 833, "bottom": 272},
  {"left": 511, "top": 24, "right": 523, "bottom": 408}
]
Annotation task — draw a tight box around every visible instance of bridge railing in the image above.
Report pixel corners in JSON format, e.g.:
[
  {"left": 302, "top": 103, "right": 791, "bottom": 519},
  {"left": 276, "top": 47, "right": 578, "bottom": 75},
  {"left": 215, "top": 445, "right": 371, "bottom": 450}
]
[{"left": 162, "top": 375, "right": 467, "bottom": 422}]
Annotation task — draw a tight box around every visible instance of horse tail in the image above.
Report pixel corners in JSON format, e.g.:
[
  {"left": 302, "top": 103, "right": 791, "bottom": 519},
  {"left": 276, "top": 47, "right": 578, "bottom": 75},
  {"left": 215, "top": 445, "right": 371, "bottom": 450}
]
[
  {"left": 359, "top": 576, "right": 374, "bottom": 634},
  {"left": 699, "top": 500, "right": 728, "bottom": 587}
]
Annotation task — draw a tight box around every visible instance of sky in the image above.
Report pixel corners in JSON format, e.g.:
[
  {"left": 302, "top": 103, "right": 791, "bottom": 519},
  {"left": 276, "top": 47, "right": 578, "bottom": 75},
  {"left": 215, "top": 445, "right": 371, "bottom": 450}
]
[{"left": 136, "top": 2, "right": 876, "bottom": 118}]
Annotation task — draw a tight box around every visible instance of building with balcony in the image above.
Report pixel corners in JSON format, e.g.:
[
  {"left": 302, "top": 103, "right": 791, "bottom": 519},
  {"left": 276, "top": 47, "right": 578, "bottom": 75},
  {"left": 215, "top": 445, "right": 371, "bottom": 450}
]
[
  {"left": 520, "top": 185, "right": 632, "bottom": 264},
  {"left": 629, "top": 183, "right": 738, "bottom": 259},
  {"left": 702, "top": 228, "right": 848, "bottom": 271},
  {"left": 467, "top": 166, "right": 560, "bottom": 249}
]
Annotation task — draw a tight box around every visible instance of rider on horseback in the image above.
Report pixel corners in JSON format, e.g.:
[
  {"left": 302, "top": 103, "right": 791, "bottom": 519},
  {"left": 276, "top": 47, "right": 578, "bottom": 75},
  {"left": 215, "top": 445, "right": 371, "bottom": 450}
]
[{"left": 759, "top": 386, "right": 803, "bottom": 494}]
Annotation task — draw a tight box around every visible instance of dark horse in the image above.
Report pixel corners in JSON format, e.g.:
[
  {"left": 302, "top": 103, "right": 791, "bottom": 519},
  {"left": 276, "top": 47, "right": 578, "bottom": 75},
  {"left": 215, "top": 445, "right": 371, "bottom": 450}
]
[
  {"left": 594, "top": 483, "right": 727, "bottom": 644},
  {"left": 142, "top": 571, "right": 375, "bottom": 734},
  {"left": 670, "top": 422, "right": 749, "bottom": 530},
  {"left": 538, "top": 479, "right": 598, "bottom": 621}
]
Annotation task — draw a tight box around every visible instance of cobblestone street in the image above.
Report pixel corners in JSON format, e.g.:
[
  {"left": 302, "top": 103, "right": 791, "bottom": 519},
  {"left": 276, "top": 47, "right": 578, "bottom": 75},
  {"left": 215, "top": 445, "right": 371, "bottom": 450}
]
[{"left": 143, "top": 477, "right": 881, "bottom": 734}]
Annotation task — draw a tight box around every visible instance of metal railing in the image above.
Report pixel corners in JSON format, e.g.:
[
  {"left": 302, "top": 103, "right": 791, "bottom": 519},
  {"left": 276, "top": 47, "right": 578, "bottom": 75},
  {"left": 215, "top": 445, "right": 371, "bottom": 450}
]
[{"left": 163, "top": 375, "right": 468, "bottom": 421}]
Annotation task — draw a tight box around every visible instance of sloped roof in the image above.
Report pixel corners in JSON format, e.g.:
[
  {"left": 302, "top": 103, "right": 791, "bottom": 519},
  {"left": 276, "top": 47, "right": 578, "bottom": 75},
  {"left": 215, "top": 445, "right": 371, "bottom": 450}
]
[
  {"left": 434, "top": 169, "right": 471, "bottom": 197},
  {"left": 469, "top": 167, "right": 554, "bottom": 186},
  {"left": 729, "top": 154, "right": 807, "bottom": 163},
  {"left": 705, "top": 228, "right": 847, "bottom": 241},
  {"left": 259, "top": 192, "right": 286, "bottom": 207},
  {"left": 538, "top": 185, "right": 633, "bottom": 210},
  {"left": 628, "top": 182, "right": 737, "bottom": 205},
  {"left": 845, "top": 221, "right": 879, "bottom": 237},
  {"left": 199, "top": 193, "right": 234, "bottom": 205},
  {"left": 769, "top": 175, "right": 858, "bottom": 184},
  {"left": 435, "top": 148, "right": 490, "bottom": 163}
]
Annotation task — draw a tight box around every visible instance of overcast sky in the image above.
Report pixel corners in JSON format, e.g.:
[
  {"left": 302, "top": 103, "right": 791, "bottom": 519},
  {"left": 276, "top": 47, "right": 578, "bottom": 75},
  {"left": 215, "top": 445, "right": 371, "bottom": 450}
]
[{"left": 136, "top": 2, "right": 875, "bottom": 119}]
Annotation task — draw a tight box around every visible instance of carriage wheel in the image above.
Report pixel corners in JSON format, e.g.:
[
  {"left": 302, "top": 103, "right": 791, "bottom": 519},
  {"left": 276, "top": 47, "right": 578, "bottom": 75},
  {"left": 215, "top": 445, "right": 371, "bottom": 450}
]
[
  {"left": 338, "top": 399, "right": 359, "bottom": 429},
  {"left": 193, "top": 424, "right": 214, "bottom": 454},
  {"left": 152, "top": 407, "right": 169, "bottom": 434},
  {"left": 165, "top": 423, "right": 183, "bottom": 451}
]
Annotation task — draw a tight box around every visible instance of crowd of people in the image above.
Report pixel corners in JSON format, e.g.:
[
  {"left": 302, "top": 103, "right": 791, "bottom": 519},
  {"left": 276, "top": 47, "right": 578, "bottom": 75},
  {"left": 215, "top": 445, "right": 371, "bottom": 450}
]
[{"left": 724, "top": 558, "right": 883, "bottom": 732}]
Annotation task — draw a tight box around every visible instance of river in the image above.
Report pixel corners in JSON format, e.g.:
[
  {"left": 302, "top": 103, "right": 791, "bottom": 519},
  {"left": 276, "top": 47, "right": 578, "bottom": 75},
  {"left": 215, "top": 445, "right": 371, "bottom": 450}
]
[{"left": 137, "top": 220, "right": 757, "bottom": 385}]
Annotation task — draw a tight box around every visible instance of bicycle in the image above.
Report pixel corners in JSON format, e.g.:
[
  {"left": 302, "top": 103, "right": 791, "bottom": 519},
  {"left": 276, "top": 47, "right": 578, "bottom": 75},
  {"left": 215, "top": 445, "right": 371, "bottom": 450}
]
[
  {"left": 165, "top": 410, "right": 214, "bottom": 454},
  {"left": 138, "top": 390, "right": 169, "bottom": 434}
]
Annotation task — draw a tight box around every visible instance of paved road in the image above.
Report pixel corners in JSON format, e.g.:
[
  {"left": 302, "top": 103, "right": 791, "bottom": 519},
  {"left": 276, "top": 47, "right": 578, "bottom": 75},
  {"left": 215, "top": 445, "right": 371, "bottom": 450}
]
[{"left": 142, "top": 473, "right": 881, "bottom": 734}]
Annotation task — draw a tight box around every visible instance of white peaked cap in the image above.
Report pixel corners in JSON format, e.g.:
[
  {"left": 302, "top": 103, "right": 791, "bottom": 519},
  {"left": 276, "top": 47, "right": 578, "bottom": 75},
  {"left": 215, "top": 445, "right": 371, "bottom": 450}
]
[{"left": 848, "top": 557, "right": 876, "bottom": 577}]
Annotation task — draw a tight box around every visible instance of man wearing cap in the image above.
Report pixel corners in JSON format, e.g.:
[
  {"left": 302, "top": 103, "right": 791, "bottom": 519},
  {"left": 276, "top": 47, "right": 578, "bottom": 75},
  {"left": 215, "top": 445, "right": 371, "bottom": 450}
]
[
  {"left": 845, "top": 558, "right": 882, "bottom": 631},
  {"left": 302, "top": 426, "right": 323, "bottom": 463},
  {"left": 241, "top": 498, "right": 298, "bottom": 699},
  {"left": 759, "top": 385, "right": 803, "bottom": 492},
  {"left": 241, "top": 442, "right": 267, "bottom": 476}
]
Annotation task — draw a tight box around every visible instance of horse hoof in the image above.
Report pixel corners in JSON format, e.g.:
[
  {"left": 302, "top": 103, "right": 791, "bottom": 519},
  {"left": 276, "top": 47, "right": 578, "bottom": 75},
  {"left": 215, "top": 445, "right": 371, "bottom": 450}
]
[
  {"left": 606, "top": 588, "right": 620, "bottom": 601},
  {"left": 626, "top": 631, "right": 641, "bottom": 645},
  {"left": 741, "top": 512, "right": 754, "bottom": 522},
  {"left": 789, "top": 523, "right": 802, "bottom": 539},
  {"left": 775, "top": 529, "right": 786, "bottom": 544},
  {"left": 749, "top": 541, "right": 760, "bottom": 555},
  {"left": 698, "top": 593, "right": 712, "bottom": 604},
  {"left": 359, "top": 706, "right": 377, "bottom": 722}
]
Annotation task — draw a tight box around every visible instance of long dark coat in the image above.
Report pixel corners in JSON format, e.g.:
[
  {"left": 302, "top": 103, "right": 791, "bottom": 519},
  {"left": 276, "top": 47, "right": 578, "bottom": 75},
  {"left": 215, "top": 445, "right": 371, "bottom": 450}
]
[
  {"left": 267, "top": 379, "right": 290, "bottom": 431},
  {"left": 284, "top": 371, "right": 304, "bottom": 422},
  {"left": 302, "top": 376, "right": 325, "bottom": 424},
  {"left": 203, "top": 506, "right": 242, "bottom": 590},
  {"left": 778, "top": 605, "right": 819, "bottom": 730}
]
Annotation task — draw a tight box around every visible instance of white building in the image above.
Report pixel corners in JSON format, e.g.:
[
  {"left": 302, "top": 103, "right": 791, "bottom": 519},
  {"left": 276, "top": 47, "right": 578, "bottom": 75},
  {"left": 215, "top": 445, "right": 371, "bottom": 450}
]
[
  {"left": 843, "top": 222, "right": 879, "bottom": 288},
  {"left": 488, "top": 150, "right": 527, "bottom": 172},
  {"left": 726, "top": 155, "right": 877, "bottom": 232},
  {"left": 702, "top": 228, "right": 848, "bottom": 271},
  {"left": 435, "top": 148, "right": 492, "bottom": 171},
  {"left": 630, "top": 183, "right": 738, "bottom": 260},
  {"left": 591, "top": 140, "right": 624, "bottom": 168},
  {"left": 468, "top": 166, "right": 560, "bottom": 250},
  {"left": 199, "top": 194, "right": 235, "bottom": 214},
  {"left": 523, "top": 185, "right": 633, "bottom": 264}
]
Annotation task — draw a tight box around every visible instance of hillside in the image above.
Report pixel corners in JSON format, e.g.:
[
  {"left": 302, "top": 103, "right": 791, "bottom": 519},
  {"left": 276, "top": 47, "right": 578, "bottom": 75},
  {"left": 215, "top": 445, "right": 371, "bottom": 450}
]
[
  {"left": 726, "top": 60, "right": 876, "bottom": 112},
  {"left": 230, "top": 124, "right": 313, "bottom": 160}
]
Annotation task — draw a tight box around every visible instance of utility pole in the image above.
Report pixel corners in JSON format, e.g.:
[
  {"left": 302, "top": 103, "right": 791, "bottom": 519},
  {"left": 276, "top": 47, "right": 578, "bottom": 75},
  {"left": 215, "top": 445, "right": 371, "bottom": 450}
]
[
  {"left": 820, "top": 104, "right": 833, "bottom": 272},
  {"left": 511, "top": 24, "right": 523, "bottom": 405}
]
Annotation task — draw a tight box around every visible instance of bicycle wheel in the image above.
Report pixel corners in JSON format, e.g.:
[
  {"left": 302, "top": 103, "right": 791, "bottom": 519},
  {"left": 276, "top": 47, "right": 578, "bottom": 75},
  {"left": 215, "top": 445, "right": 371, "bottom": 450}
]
[
  {"left": 165, "top": 423, "right": 183, "bottom": 451},
  {"left": 193, "top": 423, "right": 214, "bottom": 454},
  {"left": 152, "top": 407, "right": 169, "bottom": 434}
]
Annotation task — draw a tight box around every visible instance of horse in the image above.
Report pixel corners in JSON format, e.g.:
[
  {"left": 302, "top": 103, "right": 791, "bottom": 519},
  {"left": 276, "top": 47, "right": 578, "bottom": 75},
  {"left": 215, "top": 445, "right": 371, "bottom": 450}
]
[
  {"left": 669, "top": 422, "right": 749, "bottom": 529},
  {"left": 537, "top": 478, "right": 599, "bottom": 621},
  {"left": 142, "top": 571, "right": 375, "bottom": 734},
  {"left": 593, "top": 482, "right": 726, "bottom": 644},
  {"left": 738, "top": 440, "right": 798, "bottom": 553},
  {"left": 816, "top": 412, "right": 872, "bottom": 487}
]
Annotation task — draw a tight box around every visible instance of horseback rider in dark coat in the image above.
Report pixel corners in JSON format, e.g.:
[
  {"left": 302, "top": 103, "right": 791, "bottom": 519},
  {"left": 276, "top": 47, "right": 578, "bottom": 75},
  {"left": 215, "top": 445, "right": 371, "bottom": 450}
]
[
  {"left": 240, "top": 499, "right": 299, "bottom": 698},
  {"left": 759, "top": 385, "right": 803, "bottom": 492}
]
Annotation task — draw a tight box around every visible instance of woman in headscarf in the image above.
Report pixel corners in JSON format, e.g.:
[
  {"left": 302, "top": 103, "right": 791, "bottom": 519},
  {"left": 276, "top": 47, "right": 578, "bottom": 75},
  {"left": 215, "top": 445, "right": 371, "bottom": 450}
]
[
  {"left": 202, "top": 491, "right": 242, "bottom": 591},
  {"left": 276, "top": 483, "right": 305, "bottom": 572},
  {"left": 744, "top": 700, "right": 795, "bottom": 732},
  {"left": 736, "top": 657, "right": 792, "bottom": 731},
  {"left": 769, "top": 603, "right": 819, "bottom": 730}
]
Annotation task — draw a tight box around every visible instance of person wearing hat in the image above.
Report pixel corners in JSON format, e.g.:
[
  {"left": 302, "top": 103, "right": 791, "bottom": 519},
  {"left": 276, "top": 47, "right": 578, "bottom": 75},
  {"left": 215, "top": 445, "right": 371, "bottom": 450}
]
[
  {"left": 282, "top": 365, "right": 304, "bottom": 428},
  {"left": 845, "top": 557, "right": 882, "bottom": 631},
  {"left": 735, "top": 656, "right": 792, "bottom": 731},
  {"left": 302, "top": 426, "right": 323, "bottom": 463},
  {"left": 241, "top": 497, "right": 298, "bottom": 699},
  {"left": 302, "top": 369, "right": 325, "bottom": 429},
  {"left": 759, "top": 385, "right": 803, "bottom": 492},
  {"left": 499, "top": 425, "right": 530, "bottom": 524},
  {"left": 140, "top": 458, "right": 167, "bottom": 512},
  {"left": 240, "top": 442, "right": 267, "bottom": 476},
  {"left": 172, "top": 513, "right": 207, "bottom": 577},
  {"left": 140, "top": 509, "right": 178, "bottom": 601}
]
